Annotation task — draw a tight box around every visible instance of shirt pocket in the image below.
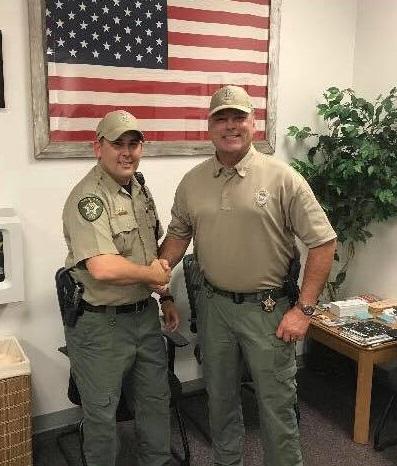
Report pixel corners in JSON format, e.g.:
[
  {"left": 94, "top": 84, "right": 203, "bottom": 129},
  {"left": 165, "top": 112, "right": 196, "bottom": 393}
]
[{"left": 110, "top": 215, "right": 137, "bottom": 255}]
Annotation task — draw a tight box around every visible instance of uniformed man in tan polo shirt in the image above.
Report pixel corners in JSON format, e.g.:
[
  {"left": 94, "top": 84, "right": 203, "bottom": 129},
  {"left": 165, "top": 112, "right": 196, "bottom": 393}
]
[
  {"left": 62, "top": 110, "right": 179, "bottom": 466},
  {"left": 159, "top": 85, "right": 337, "bottom": 466}
]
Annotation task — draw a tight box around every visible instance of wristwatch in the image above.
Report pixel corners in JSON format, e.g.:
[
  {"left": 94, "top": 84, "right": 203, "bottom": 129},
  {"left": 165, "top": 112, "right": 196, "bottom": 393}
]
[{"left": 296, "top": 301, "right": 316, "bottom": 316}]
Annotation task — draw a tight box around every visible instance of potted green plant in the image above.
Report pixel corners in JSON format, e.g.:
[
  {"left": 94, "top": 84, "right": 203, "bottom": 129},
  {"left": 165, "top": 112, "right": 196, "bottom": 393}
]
[{"left": 288, "top": 87, "right": 397, "bottom": 300}]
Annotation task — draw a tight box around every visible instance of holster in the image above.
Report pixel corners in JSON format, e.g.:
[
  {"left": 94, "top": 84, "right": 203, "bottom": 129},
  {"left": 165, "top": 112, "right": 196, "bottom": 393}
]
[
  {"left": 55, "top": 267, "right": 84, "bottom": 327},
  {"left": 283, "top": 253, "right": 301, "bottom": 306}
]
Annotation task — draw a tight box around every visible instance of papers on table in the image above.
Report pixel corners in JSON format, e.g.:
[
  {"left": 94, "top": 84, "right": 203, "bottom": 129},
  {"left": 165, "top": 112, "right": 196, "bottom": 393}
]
[{"left": 329, "top": 298, "right": 369, "bottom": 317}]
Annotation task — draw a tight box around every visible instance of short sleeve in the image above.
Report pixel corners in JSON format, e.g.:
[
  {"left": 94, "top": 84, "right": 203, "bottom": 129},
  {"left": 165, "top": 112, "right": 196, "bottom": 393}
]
[
  {"left": 288, "top": 180, "right": 337, "bottom": 248},
  {"left": 166, "top": 180, "right": 193, "bottom": 240},
  {"left": 63, "top": 194, "right": 118, "bottom": 266}
]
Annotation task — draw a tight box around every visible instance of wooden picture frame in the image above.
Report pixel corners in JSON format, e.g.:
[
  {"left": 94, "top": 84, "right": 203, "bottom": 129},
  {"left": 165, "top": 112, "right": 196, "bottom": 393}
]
[
  {"left": 28, "top": 0, "right": 281, "bottom": 159},
  {"left": 0, "top": 31, "right": 5, "bottom": 108}
]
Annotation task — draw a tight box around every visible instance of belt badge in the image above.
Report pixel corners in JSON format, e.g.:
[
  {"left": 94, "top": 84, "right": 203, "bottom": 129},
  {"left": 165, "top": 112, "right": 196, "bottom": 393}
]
[{"left": 261, "top": 295, "right": 276, "bottom": 312}]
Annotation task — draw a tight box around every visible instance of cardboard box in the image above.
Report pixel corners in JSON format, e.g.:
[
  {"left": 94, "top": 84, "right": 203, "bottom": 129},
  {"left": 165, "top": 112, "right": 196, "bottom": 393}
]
[{"left": 369, "top": 299, "right": 397, "bottom": 313}]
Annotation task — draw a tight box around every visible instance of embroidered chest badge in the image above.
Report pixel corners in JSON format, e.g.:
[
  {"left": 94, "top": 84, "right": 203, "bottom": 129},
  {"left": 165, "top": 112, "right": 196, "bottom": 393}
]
[
  {"left": 78, "top": 196, "right": 104, "bottom": 222},
  {"left": 255, "top": 189, "right": 270, "bottom": 207}
]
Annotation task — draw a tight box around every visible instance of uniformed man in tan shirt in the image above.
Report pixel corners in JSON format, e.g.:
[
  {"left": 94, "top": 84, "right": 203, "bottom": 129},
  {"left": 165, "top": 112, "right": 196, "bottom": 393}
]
[
  {"left": 159, "top": 86, "right": 337, "bottom": 466},
  {"left": 62, "top": 110, "right": 178, "bottom": 466}
]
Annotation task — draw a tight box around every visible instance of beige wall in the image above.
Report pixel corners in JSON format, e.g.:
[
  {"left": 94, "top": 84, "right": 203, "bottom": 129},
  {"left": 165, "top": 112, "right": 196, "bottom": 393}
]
[
  {"left": 344, "top": 0, "right": 397, "bottom": 299},
  {"left": 0, "top": 0, "right": 365, "bottom": 421}
]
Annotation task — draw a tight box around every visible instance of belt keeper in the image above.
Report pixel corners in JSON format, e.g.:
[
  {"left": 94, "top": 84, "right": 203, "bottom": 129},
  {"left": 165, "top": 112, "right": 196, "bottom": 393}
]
[{"left": 233, "top": 293, "right": 244, "bottom": 304}]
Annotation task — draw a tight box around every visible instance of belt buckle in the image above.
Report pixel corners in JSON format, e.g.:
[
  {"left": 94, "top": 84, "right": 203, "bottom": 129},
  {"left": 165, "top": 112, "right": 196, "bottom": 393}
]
[{"left": 261, "top": 294, "right": 276, "bottom": 313}]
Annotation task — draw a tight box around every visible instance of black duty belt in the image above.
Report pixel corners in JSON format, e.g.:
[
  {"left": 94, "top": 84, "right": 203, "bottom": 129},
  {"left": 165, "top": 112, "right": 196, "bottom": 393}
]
[
  {"left": 82, "top": 299, "right": 149, "bottom": 314},
  {"left": 204, "top": 280, "right": 286, "bottom": 305}
]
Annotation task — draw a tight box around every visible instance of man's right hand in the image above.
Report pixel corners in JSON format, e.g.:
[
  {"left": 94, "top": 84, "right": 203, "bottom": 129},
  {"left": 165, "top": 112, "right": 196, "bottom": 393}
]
[{"left": 149, "top": 258, "right": 171, "bottom": 286}]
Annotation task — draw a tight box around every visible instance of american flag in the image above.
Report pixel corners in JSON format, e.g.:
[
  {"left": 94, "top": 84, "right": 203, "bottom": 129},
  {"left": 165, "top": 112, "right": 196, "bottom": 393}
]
[{"left": 45, "top": 0, "right": 269, "bottom": 143}]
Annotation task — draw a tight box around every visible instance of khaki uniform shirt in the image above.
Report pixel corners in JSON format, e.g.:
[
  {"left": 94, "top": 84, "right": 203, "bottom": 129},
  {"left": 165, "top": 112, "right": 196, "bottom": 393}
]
[
  {"left": 63, "top": 164, "right": 163, "bottom": 305},
  {"left": 167, "top": 146, "right": 336, "bottom": 292}
]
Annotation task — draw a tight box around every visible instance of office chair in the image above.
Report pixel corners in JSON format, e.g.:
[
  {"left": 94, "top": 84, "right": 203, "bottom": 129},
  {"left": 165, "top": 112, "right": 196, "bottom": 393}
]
[
  {"left": 182, "top": 254, "right": 300, "bottom": 442},
  {"left": 374, "top": 360, "right": 397, "bottom": 451},
  {"left": 55, "top": 268, "right": 191, "bottom": 466}
]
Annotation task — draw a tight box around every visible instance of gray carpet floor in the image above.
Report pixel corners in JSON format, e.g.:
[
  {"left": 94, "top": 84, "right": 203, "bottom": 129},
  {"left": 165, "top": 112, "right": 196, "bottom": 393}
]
[{"left": 33, "top": 366, "right": 397, "bottom": 465}]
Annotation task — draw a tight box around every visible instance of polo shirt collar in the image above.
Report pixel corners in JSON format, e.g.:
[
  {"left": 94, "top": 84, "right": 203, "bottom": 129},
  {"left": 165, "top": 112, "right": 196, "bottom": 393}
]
[
  {"left": 212, "top": 157, "right": 224, "bottom": 177},
  {"left": 212, "top": 145, "right": 257, "bottom": 178}
]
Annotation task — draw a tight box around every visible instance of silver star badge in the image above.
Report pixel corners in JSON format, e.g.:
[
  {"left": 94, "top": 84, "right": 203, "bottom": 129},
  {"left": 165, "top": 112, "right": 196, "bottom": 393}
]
[{"left": 261, "top": 295, "right": 276, "bottom": 312}]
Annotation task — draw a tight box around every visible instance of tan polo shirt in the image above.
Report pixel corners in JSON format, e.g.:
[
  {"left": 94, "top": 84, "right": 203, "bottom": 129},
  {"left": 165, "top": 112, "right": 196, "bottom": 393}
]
[
  {"left": 63, "top": 164, "right": 163, "bottom": 305},
  {"left": 167, "top": 146, "right": 336, "bottom": 292}
]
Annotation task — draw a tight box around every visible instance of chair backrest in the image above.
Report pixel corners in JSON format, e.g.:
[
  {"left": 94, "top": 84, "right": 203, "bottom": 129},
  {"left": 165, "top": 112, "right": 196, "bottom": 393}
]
[{"left": 182, "top": 254, "right": 204, "bottom": 334}]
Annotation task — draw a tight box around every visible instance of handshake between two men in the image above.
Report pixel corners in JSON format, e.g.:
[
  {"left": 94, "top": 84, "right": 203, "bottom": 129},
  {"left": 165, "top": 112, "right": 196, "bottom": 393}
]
[{"left": 149, "top": 258, "right": 180, "bottom": 333}]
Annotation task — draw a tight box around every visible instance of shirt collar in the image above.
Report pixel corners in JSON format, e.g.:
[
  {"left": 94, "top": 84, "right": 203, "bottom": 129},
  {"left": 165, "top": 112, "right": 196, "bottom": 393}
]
[
  {"left": 94, "top": 164, "right": 131, "bottom": 196},
  {"left": 212, "top": 145, "right": 257, "bottom": 178}
]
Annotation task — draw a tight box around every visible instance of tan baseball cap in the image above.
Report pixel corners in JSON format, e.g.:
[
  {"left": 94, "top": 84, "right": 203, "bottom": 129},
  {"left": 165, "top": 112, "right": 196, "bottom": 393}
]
[
  {"left": 209, "top": 85, "right": 254, "bottom": 117},
  {"left": 96, "top": 110, "right": 145, "bottom": 142}
]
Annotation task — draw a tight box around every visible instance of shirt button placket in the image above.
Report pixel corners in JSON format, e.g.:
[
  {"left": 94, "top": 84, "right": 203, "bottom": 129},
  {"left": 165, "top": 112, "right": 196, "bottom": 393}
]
[{"left": 221, "top": 172, "right": 234, "bottom": 211}]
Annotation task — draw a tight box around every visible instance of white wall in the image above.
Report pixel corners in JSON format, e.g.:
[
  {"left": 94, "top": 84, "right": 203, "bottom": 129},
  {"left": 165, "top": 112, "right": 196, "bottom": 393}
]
[
  {"left": 343, "top": 0, "right": 397, "bottom": 299},
  {"left": 0, "top": 0, "right": 359, "bottom": 420}
]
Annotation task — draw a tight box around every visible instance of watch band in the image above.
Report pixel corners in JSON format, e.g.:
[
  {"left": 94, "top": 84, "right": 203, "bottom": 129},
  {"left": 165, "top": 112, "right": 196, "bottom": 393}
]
[{"left": 296, "top": 301, "right": 316, "bottom": 316}]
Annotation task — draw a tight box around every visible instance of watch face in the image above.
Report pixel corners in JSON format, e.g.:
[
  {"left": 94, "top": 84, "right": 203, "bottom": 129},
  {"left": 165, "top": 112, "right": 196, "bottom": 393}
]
[{"left": 302, "top": 305, "right": 315, "bottom": 316}]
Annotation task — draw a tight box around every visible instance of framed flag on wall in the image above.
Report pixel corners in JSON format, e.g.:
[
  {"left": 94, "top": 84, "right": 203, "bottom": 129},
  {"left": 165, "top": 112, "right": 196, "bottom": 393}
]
[
  {"left": 28, "top": 0, "right": 281, "bottom": 159},
  {"left": 0, "top": 31, "right": 5, "bottom": 108}
]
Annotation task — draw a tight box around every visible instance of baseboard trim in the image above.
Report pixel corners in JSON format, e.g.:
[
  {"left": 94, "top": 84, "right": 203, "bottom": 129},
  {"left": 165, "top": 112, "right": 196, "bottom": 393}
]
[{"left": 33, "top": 406, "right": 82, "bottom": 434}]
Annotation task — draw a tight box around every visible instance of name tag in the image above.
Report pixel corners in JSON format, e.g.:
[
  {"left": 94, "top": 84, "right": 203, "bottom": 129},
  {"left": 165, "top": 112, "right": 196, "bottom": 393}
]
[{"left": 116, "top": 208, "right": 128, "bottom": 216}]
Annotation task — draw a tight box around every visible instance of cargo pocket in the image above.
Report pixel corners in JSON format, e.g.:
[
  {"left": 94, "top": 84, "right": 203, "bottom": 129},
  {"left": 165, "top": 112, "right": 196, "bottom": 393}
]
[
  {"left": 271, "top": 335, "right": 297, "bottom": 383},
  {"left": 82, "top": 392, "right": 115, "bottom": 422},
  {"left": 110, "top": 216, "right": 137, "bottom": 255},
  {"left": 90, "top": 392, "right": 112, "bottom": 408}
]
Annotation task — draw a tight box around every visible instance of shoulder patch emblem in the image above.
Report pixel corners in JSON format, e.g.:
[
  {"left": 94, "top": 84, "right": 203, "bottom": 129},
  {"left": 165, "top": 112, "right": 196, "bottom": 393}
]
[{"left": 78, "top": 196, "right": 104, "bottom": 222}]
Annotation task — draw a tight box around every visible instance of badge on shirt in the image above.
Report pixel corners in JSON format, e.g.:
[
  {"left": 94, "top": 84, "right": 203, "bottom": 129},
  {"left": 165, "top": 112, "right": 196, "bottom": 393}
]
[
  {"left": 255, "top": 189, "right": 271, "bottom": 207},
  {"left": 116, "top": 207, "right": 128, "bottom": 216},
  {"left": 78, "top": 196, "right": 104, "bottom": 222}
]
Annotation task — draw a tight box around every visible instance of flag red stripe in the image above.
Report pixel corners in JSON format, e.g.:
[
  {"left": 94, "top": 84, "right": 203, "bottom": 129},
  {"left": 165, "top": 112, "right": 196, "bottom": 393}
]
[
  {"left": 169, "top": 57, "right": 267, "bottom": 75},
  {"left": 232, "top": 0, "right": 270, "bottom": 4},
  {"left": 168, "top": 6, "right": 269, "bottom": 29},
  {"left": 168, "top": 31, "right": 267, "bottom": 52},
  {"left": 50, "top": 130, "right": 266, "bottom": 142},
  {"left": 48, "top": 76, "right": 267, "bottom": 98},
  {"left": 49, "top": 103, "right": 267, "bottom": 120}
]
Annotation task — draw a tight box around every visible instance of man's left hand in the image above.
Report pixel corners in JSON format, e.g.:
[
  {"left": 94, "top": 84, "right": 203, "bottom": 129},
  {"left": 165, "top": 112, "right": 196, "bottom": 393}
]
[
  {"left": 161, "top": 301, "right": 180, "bottom": 332},
  {"left": 276, "top": 306, "right": 310, "bottom": 343}
]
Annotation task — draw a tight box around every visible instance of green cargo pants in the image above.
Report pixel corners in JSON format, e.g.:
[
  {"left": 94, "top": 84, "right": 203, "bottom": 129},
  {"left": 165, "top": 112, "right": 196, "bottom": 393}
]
[
  {"left": 197, "top": 290, "right": 303, "bottom": 466},
  {"left": 64, "top": 297, "right": 171, "bottom": 466}
]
